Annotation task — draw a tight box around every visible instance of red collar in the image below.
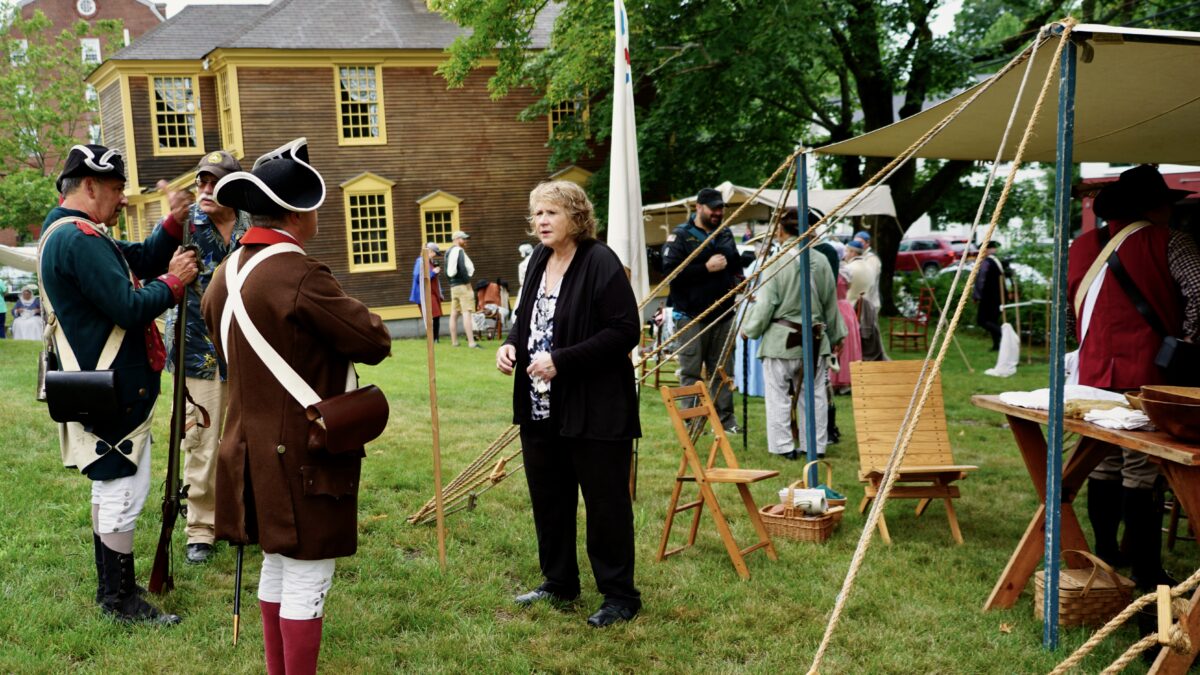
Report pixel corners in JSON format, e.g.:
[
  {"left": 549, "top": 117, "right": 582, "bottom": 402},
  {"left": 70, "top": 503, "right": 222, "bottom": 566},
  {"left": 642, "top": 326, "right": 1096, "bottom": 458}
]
[{"left": 240, "top": 227, "right": 303, "bottom": 249}]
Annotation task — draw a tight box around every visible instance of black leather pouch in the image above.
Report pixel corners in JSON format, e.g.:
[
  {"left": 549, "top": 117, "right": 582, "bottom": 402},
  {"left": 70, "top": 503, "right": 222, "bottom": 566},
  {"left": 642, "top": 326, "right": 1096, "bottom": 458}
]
[
  {"left": 1155, "top": 337, "right": 1200, "bottom": 386},
  {"left": 44, "top": 369, "right": 120, "bottom": 424}
]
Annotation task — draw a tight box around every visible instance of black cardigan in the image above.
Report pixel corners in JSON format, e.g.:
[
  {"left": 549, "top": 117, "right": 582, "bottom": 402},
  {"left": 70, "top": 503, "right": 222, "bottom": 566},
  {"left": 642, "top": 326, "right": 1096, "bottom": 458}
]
[{"left": 505, "top": 239, "right": 642, "bottom": 440}]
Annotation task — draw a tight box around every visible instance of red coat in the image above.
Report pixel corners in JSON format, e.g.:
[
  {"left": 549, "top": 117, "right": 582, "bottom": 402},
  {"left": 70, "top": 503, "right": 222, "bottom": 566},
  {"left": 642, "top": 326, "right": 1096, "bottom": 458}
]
[
  {"left": 202, "top": 228, "right": 392, "bottom": 559},
  {"left": 1067, "top": 220, "right": 1182, "bottom": 389}
]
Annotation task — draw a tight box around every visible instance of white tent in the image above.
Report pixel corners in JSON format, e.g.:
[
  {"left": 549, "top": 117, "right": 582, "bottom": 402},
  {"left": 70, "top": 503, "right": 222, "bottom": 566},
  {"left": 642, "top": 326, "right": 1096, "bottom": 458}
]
[
  {"left": 816, "top": 24, "right": 1200, "bottom": 163},
  {"left": 0, "top": 244, "right": 37, "bottom": 272},
  {"left": 642, "top": 180, "right": 897, "bottom": 245}
]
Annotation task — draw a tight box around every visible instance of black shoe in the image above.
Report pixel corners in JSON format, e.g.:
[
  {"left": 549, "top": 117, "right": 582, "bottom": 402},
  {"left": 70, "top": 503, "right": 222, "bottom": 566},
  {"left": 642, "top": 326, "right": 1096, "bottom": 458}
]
[
  {"left": 779, "top": 450, "right": 800, "bottom": 461},
  {"left": 724, "top": 424, "right": 741, "bottom": 436},
  {"left": 587, "top": 603, "right": 638, "bottom": 628},
  {"left": 98, "top": 543, "right": 181, "bottom": 625},
  {"left": 514, "top": 586, "right": 577, "bottom": 607},
  {"left": 185, "top": 543, "right": 213, "bottom": 565}
]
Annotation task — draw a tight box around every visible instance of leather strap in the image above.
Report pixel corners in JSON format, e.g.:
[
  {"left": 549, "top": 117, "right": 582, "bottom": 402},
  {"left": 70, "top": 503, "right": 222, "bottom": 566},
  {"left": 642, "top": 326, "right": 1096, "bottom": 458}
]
[
  {"left": 1106, "top": 249, "right": 1169, "bottom": 338},
  {"left": 1073, "top": 221, "right": 1150, "bottom": 319}
]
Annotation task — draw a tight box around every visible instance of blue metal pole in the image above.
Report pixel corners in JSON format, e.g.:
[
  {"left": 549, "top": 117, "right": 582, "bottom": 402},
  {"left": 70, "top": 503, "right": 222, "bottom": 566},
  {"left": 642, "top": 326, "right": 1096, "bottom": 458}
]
[
  {"left": 797, "top": 151, "right": 818, "bottom": 487},
  {"left": 1043, "top": 27, "right": 1076, "bottom": 650}
]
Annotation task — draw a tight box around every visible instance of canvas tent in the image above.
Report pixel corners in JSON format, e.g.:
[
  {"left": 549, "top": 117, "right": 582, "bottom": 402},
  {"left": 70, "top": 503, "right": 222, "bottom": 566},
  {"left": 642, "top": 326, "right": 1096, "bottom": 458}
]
[
  {"left": 0, "top": 245, "right": 37, "bottom": 272},
  {"left": 642, "top": 181, "right": 897, "bottom": 245},
  {"left": 816, "top": 24, "right": 1200, "bottom": 163}
]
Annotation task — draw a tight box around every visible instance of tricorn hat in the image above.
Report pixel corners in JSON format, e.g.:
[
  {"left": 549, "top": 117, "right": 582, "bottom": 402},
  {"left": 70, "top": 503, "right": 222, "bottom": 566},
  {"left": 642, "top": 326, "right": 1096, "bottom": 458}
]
[
  {"left": 57, "top": 144, "right": 126, "bottom": 193},
  {"left": 1093, "top": 164, "right": 1194, "bottom": 222},
  {"left": 212, "top": 138, "right": 325, "bottom": 216}
]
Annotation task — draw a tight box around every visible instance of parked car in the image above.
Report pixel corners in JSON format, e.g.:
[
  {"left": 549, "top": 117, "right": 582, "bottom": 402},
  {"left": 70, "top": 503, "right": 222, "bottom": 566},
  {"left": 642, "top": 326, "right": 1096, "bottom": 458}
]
[{"left": 895, "top": 237, "right": 973, "bottom": 276}]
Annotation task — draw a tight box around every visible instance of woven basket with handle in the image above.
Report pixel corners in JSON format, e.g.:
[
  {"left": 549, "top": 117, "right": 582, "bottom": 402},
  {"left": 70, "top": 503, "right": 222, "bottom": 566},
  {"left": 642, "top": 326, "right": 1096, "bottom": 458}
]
[
  {"left": 800, "top": 459, "right": 846, "bottom": 523},
  {"left": 1033, "top": 549, "right": 1135, "bottom": 627},
  {"left": 758, "top": 480, "right": 843, "bottom": 543}
]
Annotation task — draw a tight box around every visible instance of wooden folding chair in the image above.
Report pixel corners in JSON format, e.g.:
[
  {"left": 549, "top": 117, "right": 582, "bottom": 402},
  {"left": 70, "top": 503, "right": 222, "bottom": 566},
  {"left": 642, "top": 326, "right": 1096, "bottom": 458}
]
[
  {"left": 888, "top": 287, "right": 933, "bottom": 352},
  {"left": 849, "top": 360, "right": 978, "bottom": 544},
  {"left": 658, "top": 382, "right": 779, "bottom": 579}
]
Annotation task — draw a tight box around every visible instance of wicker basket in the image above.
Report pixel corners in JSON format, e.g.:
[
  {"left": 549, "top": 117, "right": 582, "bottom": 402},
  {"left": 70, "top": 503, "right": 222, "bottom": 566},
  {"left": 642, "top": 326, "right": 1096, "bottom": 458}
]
[
  {"left": 760, "top": 480, "right": 843, "bottom": 542},
  {"left": 800, "top": 460, "right": 846, "bottom": 523},
  {"left": 1033, "top": 550, "right": 1135, "bottom": 627}
]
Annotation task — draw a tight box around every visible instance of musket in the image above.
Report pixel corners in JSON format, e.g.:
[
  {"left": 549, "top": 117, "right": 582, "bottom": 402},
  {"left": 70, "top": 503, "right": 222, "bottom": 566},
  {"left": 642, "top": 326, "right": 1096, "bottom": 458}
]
[{"left": 148, "top": 211, "right": 195, "bottom": 594}]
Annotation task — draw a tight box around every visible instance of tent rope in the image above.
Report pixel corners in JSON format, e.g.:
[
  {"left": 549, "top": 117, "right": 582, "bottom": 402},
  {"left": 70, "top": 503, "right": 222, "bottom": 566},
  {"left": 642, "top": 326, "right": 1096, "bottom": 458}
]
[
  {"left": 1050, "top": 572, "right": 1199, "bottom": 674},
  {"left": 807, "top": 21, "right": 1074, "bottom": 674}
]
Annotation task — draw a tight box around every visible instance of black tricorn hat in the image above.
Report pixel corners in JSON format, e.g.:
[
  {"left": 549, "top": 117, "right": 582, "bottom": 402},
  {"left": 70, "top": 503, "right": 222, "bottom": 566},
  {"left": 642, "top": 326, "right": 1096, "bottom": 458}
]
[
  {"left": 57, "top": 144, "right": 126, "bottom": 193},
  {"left": 212, "top": 138, "right": 325, "bottom": 216},
  {"left": 1093, "top": 164, "right": 1194, "bottom": 222}
]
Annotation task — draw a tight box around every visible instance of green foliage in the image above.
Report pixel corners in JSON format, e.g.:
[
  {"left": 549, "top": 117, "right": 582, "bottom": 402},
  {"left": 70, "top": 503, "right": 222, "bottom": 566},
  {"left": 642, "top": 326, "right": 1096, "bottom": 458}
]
[
  {"left": 0, "top": 167, "right": 55, "bottom": 238},
  {"left": 0, "top": 5, "right": 123, "bottom": 176}
]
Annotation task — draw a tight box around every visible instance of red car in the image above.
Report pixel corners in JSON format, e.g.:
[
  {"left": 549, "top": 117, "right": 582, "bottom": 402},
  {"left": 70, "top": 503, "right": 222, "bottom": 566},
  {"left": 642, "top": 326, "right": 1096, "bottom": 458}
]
[{"left": 895, "top": 237, "right": 973, "bottom": 276}]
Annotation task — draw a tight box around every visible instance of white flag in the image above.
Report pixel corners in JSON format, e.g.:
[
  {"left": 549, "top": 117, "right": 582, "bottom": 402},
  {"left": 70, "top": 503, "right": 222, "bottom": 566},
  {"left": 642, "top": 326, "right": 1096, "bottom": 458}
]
[{"left": 606, "top": 0, "right": 649, "bottom": 304}]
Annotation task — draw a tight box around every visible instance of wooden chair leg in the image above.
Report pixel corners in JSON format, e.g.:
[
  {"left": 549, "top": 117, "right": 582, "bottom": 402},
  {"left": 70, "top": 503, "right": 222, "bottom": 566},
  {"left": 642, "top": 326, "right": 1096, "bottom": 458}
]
[
  {"left": 737, "top": 484, "right": 778, "bottom": 561},
  {"left": 877, "top": 512, "right": 892, "bottom": 545},
  {"left": 658, "top": 478, "right": 685, "bottom": 561},
  {"left": 686, "top": 489, "right": 705, "bottom": 547},
  {"left": 915, "top": 498, "right": 932, "bottom": 517},
  {"left": 859, "top": 496, "right": 872, "bottom": 514},
  {"left": 944, "top": 498, "right": 964, "bottom": 545},
  {"left": 1167, "top": 499, "right": 1181, "bottom": 551},
  {"left": 698, "top": 482, "right": 751, "bottom": 580}
]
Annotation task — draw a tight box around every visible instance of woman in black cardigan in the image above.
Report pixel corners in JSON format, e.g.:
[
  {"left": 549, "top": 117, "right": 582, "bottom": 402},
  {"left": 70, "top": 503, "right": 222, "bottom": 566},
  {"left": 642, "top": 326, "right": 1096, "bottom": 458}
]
[{"left": 496, "top": 180, "right": 642, "bottom": 627}]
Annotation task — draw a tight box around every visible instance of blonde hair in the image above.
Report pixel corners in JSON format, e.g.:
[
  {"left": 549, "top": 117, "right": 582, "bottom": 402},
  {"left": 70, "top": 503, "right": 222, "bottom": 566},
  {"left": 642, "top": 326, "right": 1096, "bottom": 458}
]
[{"left": 527, "top": 180, "right": 597, "bottom": 242}]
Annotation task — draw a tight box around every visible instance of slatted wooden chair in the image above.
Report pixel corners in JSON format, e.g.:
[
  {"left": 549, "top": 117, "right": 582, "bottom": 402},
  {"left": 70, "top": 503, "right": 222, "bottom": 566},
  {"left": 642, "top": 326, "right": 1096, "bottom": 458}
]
[
  {"left": 849, "top": 360, "right": 977, "bottom": 544},
  {"left": 658, "top": 382, "right": 779, "bottom": 579}
]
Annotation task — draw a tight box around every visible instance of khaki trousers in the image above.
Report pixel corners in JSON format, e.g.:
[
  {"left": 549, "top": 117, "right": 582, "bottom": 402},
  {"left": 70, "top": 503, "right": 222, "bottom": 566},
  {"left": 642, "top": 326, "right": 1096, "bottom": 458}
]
[{"left": 183, "top": 376, "right": 227, "bottom": 544}]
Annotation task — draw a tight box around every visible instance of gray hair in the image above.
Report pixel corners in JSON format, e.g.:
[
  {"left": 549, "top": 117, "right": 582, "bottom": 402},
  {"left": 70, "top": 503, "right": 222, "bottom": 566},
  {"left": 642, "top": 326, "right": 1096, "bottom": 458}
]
[{"left": 59, "top": 176, "right": 85, "bottom": 196}]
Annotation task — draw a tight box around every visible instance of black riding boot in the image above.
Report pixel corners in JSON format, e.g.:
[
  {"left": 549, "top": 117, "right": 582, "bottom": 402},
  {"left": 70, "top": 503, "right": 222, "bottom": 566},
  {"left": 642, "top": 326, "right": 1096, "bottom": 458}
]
[
  {"left": 1123, "top": 486, "right": 1177, "bottom": 591},
  {"left": 1087, "top": 479, "right": 1125, "bottom": 567},
  {"left": 98, "top": 542, "right": 181, "bottom": 625},
  {"left": 93, "top": 533, "right": 103, "bottom": 604}
]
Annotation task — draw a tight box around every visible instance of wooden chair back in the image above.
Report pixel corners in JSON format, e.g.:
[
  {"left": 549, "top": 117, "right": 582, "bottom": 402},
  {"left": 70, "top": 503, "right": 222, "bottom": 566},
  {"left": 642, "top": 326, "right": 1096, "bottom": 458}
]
[{"left": 850, "top": 359, "right": 955, "bottom": 479}]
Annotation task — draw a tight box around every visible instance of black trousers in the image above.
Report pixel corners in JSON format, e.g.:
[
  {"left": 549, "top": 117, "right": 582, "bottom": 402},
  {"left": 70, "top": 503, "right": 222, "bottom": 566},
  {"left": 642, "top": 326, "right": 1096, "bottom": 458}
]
[
  {"left": 977, "top": 304, "right": 1002, "bottom": 349},
  {"left": 520, "top": 421, "right": 641, "bottom": 610}
]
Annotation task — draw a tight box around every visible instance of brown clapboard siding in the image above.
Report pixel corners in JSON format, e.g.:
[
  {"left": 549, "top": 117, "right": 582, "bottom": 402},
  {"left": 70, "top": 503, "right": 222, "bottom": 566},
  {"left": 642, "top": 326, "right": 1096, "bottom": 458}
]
[
  {"left": 234, "top": 64, "right": 558, "bottom": 308},
  {"left": 130, "top": 74, "right": 221, "bottom": 185},
  {"left": 99, "top": 82, "right": 126, "bottom": 161}
]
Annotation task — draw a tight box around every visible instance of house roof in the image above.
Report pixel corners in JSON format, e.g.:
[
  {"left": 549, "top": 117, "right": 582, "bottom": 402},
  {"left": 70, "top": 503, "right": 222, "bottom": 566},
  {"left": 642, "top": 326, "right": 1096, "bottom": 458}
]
[
  {"left": 110, "top": 0, "right": 556, "bottom": 61},
  {"left": 19, "top": 0, "right": 167, "bottom": 22}
]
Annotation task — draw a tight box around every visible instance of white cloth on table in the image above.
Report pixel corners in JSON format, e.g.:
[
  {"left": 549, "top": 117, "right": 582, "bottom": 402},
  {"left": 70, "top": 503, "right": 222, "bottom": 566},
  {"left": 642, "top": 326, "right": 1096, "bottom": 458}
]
[
  {"left": 1083, "top": 406, "right": 1152, "bottom": 430},
  {"left": 998, "top": 385, "right": 1127, "bottom": 410}
]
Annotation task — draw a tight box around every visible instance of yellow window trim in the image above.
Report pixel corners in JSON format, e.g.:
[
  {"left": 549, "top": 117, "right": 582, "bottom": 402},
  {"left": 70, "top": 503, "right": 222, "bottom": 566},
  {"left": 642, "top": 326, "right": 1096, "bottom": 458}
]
[
  {"left": 547, "top": 96, "right": 590, "bottom": 139},
  {"left": 334, "top": 64, "right": 387, "bottom": 147},
  {"left": 549, "top": 165, "right": 594, "bottom": 187},
  {"left": 341, "top": 171, "right": 397, "bottom": 273},
  {"left": 416, "top": 190, "right": 462, "bottom": 247},
  {"left": 214, "top": 65, "right": 244, "bottom": 158},
  {"left": 118, "top": 74, "right": 140, "bottom": 193},
  {"left": 148, "top": 73, "right": 206, "bottom": 157}
]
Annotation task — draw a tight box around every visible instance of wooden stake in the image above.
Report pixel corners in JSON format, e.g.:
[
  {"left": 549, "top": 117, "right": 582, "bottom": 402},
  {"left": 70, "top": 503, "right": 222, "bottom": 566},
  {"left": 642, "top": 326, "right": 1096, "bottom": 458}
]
[{"left": 420, "top": 251, "right": 448, "bottom": 569}]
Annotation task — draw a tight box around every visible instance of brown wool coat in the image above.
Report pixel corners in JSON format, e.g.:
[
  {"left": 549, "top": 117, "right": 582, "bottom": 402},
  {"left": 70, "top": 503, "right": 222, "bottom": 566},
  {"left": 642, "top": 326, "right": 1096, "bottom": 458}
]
[{"left": 202, "top": 242, "right": 391, "bottom": 560}]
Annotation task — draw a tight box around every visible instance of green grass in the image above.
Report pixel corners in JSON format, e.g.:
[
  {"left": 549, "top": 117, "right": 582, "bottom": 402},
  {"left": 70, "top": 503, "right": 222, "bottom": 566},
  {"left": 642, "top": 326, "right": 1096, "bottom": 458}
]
[{"left": 0, "top": 326, "right": 1192, "bottom": 673}]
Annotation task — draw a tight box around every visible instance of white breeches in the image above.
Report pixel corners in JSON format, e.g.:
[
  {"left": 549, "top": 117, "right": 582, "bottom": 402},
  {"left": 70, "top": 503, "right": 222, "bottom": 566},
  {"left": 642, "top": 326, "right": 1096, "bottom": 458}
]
[
  {"left": 258, "top": 553, "right": 336, "bottom": 620},
  {"left": 90, "top": 435, "right": 152, "bottom": 533}
]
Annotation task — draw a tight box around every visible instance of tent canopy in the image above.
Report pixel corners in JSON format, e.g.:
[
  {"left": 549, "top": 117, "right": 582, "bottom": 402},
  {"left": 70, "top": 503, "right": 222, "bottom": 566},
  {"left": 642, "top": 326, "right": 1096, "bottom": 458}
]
[
  {"left": 0, "top": 244, "right": 37, "bottom": 272},
  {"left": 642, "top": 180, "right": 896, "bottom": 246},
  {"left": 816, "top": 24, "right": 1200, "bottom": 164}
]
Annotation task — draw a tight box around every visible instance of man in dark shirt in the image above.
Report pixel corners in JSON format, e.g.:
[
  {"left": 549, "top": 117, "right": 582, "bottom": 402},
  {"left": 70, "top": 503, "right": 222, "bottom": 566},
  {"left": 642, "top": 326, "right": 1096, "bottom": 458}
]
[
  {"left": 972, "top": 241, "right": 1006, "bottom": 350},
  {"left": 156, "top": 151, "right": 251, "bottom": 565},
  {"left": 661, "top": 187, "right": 742, "bottom": 431}
]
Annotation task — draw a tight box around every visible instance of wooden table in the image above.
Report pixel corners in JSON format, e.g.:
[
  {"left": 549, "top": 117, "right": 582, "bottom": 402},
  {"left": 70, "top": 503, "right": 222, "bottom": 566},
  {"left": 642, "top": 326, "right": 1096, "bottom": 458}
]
[{"left": 972, "top": 394, "right": 1200, "bottom": 674}]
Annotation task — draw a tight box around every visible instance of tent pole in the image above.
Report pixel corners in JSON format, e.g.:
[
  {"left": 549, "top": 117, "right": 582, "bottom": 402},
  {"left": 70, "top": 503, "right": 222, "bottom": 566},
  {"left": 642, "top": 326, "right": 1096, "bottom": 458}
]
[
  {"left": 797, "top": 150, "right": 818, "bottom": 485},
  {"left": 1043, "top": 25, "right": 1076, "bottom": 651}
]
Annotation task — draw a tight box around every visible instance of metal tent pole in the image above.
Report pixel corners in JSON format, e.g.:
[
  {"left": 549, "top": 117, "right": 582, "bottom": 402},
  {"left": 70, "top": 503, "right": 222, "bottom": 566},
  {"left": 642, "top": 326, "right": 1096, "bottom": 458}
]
[
  {"left": 797, "top": 151, "right": 818, "bottom": 486},
  {"left": 1043, "top": 25, "right": 1077, "bottom": 650}
]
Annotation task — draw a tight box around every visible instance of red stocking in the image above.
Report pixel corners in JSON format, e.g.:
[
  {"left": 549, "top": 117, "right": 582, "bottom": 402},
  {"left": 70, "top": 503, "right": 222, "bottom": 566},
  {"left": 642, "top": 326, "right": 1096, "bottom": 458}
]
[
  {"left": 260, "top": 601, "right": 284, "bottom": 675},
  {"left": 280, "top": 616, "right": 324, "bottom": 675}
]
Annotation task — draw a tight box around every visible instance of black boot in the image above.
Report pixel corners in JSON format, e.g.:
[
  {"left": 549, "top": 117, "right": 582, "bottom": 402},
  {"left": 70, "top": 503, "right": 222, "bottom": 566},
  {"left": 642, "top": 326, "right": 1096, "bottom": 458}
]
[
  {"left": 1087, "top": 479, "right": 1126, "bottom": 567},
  {"left": 93, "top": 533, "right": 103, "bottom": 605},
  {"left": 1123, "top": 486, "right": 1178, "bottom": 591},
  {"left": 98, "top": 542, "right": 181, "bottom": 625}
]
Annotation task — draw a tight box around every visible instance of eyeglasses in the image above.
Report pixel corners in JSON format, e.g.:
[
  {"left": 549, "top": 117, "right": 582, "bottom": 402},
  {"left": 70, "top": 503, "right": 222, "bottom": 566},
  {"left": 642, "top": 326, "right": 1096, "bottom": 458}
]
[{"left": 195, "top": 176, "right": 219, "bottom": 188}]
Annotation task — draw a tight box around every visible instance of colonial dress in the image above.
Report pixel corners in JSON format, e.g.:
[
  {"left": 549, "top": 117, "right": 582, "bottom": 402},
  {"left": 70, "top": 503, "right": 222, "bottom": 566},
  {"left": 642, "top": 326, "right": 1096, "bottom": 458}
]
[
  {"left": 11, "top": 293, "right": 44, "bottom": 340},
  {"left": 830, "top": 270, "right": 863, "bottom": 389}
]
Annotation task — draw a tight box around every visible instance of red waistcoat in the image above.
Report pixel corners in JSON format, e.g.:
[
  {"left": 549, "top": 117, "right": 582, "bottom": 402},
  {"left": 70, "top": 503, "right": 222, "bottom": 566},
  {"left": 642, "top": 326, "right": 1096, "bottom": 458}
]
[{"left": 1067, "top": 221, "right": 1182, "bottom": 389}]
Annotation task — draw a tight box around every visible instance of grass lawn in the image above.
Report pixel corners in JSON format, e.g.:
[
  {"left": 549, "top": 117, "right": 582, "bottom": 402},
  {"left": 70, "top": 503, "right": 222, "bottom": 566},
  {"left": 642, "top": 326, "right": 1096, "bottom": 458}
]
[{"left": 0, "top": 327, "right": 1194, "bottom": 673}]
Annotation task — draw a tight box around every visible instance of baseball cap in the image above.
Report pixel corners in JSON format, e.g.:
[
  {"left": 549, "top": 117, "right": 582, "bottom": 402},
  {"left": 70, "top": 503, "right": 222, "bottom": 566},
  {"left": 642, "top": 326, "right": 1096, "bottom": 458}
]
[
  {"left": 195, "top": 150, "right": 242, "bottom": 180},
  {"left": 696, "top": 188, "right": 725, "bottom": 208},
  {"left": 452, "top": 230, "right": 471, "bottom": 240}
]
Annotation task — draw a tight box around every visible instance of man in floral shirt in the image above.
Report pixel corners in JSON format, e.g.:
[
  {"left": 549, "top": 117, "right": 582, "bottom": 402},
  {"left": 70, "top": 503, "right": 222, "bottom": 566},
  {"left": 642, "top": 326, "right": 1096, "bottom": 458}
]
[{"left": 156, "top": 150, "right": 251, "bottom": 564}]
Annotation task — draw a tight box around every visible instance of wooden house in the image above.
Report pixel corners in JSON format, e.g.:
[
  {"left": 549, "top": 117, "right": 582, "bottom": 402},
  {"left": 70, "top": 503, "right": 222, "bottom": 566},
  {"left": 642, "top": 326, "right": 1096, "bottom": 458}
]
[{"left": 87, "top": 0, "right": 595, "bottom": 325}]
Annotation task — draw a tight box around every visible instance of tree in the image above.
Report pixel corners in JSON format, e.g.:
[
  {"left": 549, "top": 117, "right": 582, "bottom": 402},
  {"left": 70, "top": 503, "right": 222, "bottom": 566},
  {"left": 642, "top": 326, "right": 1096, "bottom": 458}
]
[
  {"left": 0, "top": 5, "right": 122, "bottom": 237},
  {"left": 430, "top": 0, "right": 1199, "bottom": 311}
]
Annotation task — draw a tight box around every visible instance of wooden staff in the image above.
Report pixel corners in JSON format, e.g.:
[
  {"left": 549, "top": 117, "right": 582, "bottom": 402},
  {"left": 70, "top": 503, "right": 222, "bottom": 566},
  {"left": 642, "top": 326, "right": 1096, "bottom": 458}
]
[{"left": 420, "top": 250, "right": 448, "bottom": 569}]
